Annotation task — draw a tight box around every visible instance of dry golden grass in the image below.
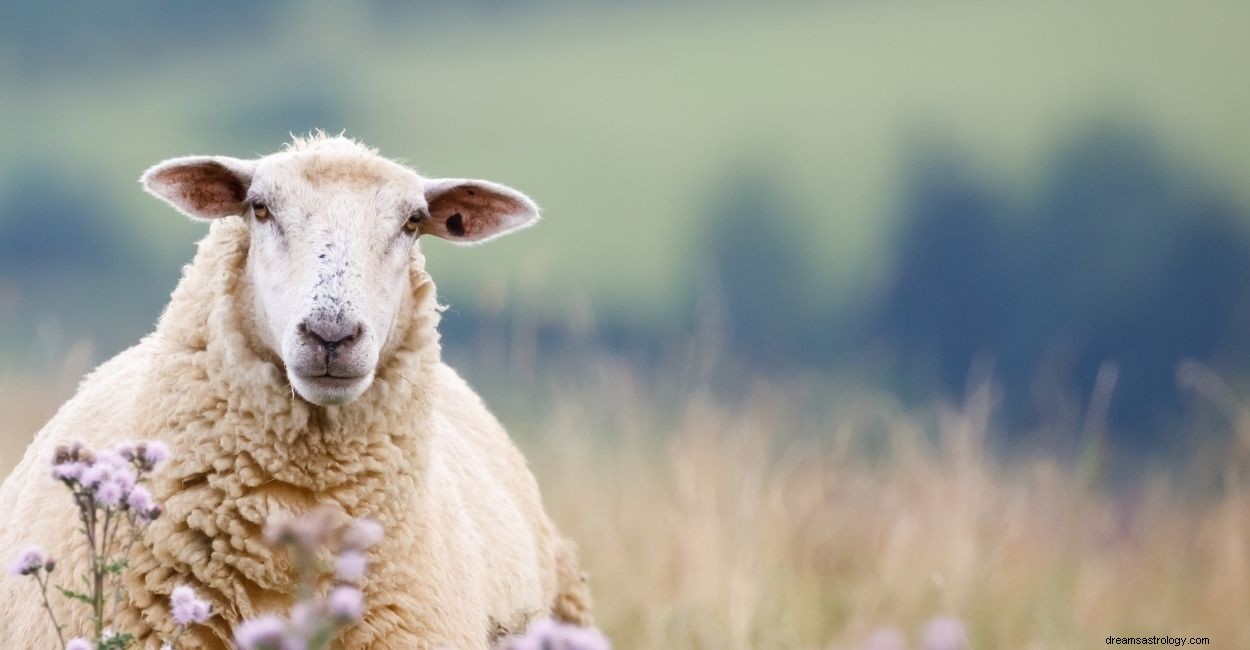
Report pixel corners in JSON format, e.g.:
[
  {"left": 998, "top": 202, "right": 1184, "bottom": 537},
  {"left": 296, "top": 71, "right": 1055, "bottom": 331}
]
[
  {"left": 2, "top": 353, "right": 1248, "bottom": 649},
  {"left": 523, "top": 361, "right": 1250, "bottom": 649}
]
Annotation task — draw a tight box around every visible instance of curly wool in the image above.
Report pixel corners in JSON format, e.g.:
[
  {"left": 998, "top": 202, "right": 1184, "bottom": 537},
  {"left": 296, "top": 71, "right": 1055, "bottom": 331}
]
[{"left": 0, "top": 219, "right": 591, "bottom": 648}]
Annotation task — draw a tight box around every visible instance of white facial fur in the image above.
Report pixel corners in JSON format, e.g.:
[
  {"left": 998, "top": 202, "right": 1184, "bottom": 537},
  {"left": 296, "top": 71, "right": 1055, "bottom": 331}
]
[{"left": 141, "top": 135, "right": 539, "bottom": 406}]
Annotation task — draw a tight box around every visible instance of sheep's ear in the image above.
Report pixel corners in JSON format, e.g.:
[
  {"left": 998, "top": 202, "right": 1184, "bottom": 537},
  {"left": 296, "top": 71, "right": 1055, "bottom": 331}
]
[
  {"left": 140, "top": 155, "right": 256, "bottom": 221},
  {"left": 419, "top": 178, "right": 540, "bottom": 244}
]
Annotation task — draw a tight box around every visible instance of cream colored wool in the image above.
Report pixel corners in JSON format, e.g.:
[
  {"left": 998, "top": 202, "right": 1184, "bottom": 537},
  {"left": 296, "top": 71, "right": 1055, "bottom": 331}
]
[{"left": 0, "top": 218, "right": 591, "bottom": 648}]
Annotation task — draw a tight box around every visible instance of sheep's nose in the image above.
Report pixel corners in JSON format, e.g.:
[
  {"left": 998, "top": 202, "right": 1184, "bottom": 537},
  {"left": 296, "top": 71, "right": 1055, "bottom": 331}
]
[{"left": 299, "top": 319, "right": 363, "bottom": 354}]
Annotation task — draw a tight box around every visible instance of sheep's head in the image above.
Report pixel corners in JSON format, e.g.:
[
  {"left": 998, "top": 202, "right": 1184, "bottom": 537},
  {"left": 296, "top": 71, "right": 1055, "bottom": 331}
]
[{"left": 140, "top": 135, "right": 539, "bottom": 406}]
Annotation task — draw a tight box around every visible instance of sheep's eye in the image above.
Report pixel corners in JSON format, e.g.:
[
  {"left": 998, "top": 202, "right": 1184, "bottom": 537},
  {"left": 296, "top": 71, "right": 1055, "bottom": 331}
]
[
  {"left": 403, "top": 212, "right": 423, "bottom": 233},
  {"left": 252, "top": 203, "right": 270, "bottom": 220}
]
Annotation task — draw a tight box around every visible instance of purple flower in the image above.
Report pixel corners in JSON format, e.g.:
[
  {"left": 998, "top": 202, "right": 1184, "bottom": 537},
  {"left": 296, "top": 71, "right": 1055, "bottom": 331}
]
[
  {"left": 341, "top": 519, "right": 383, "bottom": 550},
  {"left": 81, "top": 451, "right": 137, "bottom": 497},
  {"left": 525, "top": 618, "right": 560, "bottom": 639},
  {"left": 114, "top": 467, "right": 137, "bottom": 492},
  {"left": 127, "top": 485, "right": 155, "bottom": 513},
  {"left": 334, "top": 550, "right": 368, "bottom": 582},
  {"left": 141, "top": 441, "right": 170, "bottom": 468},
  {"left": 52, "top": 443, "right": 84, "bottom": 466},
  {"left": 497, "top": 618, "right": 611, "bottom": 650},
  {"left": 171, "top": 585, "right": 213, "bottom": 626},
  {"left": 66, "top": 639, "right": 92, "bottom": 650},
  {"left": 95, "top": 479, "right": 125, "bottom": 506},
  {"left": 115, "top": 441, "right": 136, "bottom": 460},
  {"left": 9, "top": 546, "right": 46, "bottom": 576},
  {"left": 560, "top": 626, "right": 611, "bottom": 650},
  {"left": 51, "top": 461, "right": 86, "bottom": 483},
  {"left": 170, "top": 585, "right": 195, "bottom": 605},
  {"left": 94, "top": 449, "right": 129, "bottom": 471},
  {"left": 234, "top": 614, "right": 293, "bottom": 650},
  {"left": 80, "top": 463, "right": 108, "bottom": 488},
  {"left": 328, "top": 586, "right": 364, "bottom": 622},
  {"left": 921, "top": 616, "right": 968, "bottom": 650}
]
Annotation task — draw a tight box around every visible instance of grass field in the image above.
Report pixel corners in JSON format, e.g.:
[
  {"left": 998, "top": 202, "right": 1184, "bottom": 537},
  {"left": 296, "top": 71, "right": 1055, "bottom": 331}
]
[
  {"left": 527, "top": 360, "right": 1250, "bottom": 648},
  {"left": 4, "top": 348, "right": 1248, "bottom": 648}
]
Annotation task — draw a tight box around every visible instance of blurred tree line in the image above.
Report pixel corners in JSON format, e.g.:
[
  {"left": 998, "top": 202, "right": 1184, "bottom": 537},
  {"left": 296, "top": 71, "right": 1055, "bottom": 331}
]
[{"left": 701, "top": 122, "right": 1250, "bottom": 446}]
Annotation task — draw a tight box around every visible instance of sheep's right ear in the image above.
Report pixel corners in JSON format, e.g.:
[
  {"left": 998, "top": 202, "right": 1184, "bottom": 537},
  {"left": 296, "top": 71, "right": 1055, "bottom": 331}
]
[{"left": 140, "top": 156, "right": 256, "bottom": 221}]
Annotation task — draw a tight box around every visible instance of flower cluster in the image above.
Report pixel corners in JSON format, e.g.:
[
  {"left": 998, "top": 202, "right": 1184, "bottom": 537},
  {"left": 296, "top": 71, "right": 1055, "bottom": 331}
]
[
  {"left": 494, "top": 618, "right": 611, "bottom": 650},
  {"left": 10, "top": 443, "right": 615, "bottom": 650},
  {"left": 52, "top": 441, "right": 166, "bottom": 523},
  {"left": 9, "top": 545, "right": 54, "bottom": 577},
  {"left": 234, "top": 510, "right": 382, "bottom": 650},
  {"left": 10, "top": 440, "right": 172, "bottom": 650},
  {"left": 151, "top": 585, "right": 214, "bottom": 649},
  {"left": 170, "top": 585, "right": 212, "bottom": 627}
]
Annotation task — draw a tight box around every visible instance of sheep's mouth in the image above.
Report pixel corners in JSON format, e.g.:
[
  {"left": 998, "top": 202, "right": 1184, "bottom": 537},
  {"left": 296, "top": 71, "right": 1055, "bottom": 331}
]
[
  {"left": 298, "top": 373, "right": 367, "bottom": 386},
  {"left": 313, "top": 371, "right": 366, "bottom": 380},
  {"left": 288, "top": 371, "right": 375, "bottom": 406}
]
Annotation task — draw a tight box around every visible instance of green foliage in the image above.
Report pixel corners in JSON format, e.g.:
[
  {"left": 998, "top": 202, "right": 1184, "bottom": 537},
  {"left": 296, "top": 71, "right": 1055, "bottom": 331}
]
[{"left": 57, "top": 586, "right": 94, "bottom": 606}]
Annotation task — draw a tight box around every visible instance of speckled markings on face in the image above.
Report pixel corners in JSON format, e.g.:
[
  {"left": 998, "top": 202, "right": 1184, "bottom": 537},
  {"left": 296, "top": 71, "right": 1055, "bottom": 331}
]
[
  {"left": 310, "top": 239, "right": 359, "bottom": 326},
  {"left": 242, "top": 140, "right": 426, "bottom": 405},
  {"left": 138, "top": 132, "right": 543, "bottom": 407}
]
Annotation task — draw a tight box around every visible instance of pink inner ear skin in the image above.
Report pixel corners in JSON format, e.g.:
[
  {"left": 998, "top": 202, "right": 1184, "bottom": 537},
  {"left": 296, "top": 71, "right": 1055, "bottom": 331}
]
[
  {"left": 158, "top": 162, "right": 247, "bottom": 217},
  {"left": 428, "top": 184, "right": 528, "bottom": 240}
]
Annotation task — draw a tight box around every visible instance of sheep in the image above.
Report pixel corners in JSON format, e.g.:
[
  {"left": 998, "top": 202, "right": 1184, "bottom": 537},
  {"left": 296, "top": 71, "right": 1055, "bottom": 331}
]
[{"left": 0, "top": 134, "right": 593, "bottom": 648}]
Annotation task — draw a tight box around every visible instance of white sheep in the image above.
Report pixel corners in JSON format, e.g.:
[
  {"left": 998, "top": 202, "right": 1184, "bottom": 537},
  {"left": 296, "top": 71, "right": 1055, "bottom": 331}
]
[{"left": 0, "top": 134, "right": 592, "bottom": 648}]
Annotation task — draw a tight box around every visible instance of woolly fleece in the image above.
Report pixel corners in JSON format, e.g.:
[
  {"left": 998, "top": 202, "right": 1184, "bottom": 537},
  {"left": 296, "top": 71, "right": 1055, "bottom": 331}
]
[{"left": 0, "top": 218, "right": 591, "bottom": 648}]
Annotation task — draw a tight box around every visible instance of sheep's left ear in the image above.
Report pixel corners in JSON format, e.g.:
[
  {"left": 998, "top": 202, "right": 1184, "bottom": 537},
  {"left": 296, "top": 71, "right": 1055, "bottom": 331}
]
[
  {"left": 140, "top": 155, "right": 257, "bottom": 221},
  {"left": 419, "top": 178, "right": 540, "bottom": 244}
]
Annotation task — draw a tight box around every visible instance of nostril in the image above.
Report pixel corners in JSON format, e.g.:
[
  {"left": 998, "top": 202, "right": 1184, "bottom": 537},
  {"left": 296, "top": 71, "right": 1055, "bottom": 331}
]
[
  {"left": 297, "top": 321, "right": 320, "bottom": 344},
  {"left": 300, "top": 319, "right": 363, "bottom": 351}
]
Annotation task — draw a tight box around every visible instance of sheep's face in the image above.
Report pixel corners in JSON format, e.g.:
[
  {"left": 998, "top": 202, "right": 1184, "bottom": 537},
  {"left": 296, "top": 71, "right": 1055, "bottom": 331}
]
[{"left": 141, "top": 136, "right": 539, "bottom": 406}]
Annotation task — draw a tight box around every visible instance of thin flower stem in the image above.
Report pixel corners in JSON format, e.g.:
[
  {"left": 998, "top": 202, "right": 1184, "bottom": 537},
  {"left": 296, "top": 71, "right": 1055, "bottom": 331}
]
[
  {"left": 107, "top": 512, "right": 141, "bottom": 623},
  {"left": 76, "top": 489, "right": 105, "bottom": 640},
  {"left": 35, "top": 571, "right": 68, "bottom": 649},
  {"left": 75, "top": 492, "right": 95, "bottom": 570},
  {"left": 95, "top": 507, "right": 117, "bottom": 638}
]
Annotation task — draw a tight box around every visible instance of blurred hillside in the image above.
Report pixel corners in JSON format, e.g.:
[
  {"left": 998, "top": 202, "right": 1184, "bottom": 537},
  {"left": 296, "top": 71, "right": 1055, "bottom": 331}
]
[{"left": 2, "top": 1, "right": 1250, "bottom": 445}]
